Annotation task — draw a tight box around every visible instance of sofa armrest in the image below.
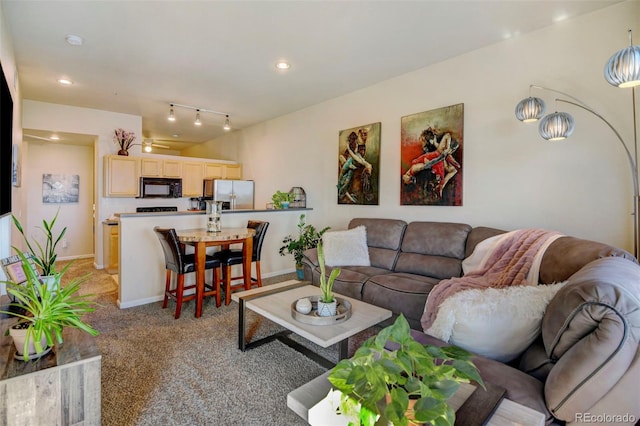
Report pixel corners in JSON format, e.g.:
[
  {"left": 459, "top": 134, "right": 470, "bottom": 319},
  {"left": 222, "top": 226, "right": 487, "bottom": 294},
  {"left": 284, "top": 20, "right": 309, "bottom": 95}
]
[{"left": 540, "top": 257, "right": 640, "bottom": 422}]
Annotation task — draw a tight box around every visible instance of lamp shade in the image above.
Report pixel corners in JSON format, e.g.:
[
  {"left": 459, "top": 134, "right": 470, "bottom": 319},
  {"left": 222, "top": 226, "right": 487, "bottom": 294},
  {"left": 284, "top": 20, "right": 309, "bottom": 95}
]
[
  {"left": 515, "top": 97, "right": 546, "bottom": 122},
  {"left": 538, "top": 112, "right": 575, "bottom": 141},
  {"left": 604, "top": 43, "right": 640, "bottom": 88}
]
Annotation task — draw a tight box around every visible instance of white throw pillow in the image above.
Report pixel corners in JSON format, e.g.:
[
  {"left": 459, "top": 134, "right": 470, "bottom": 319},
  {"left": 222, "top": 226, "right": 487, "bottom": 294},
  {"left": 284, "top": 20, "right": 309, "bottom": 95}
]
[
  {"left": 322, "top": 226, "right": 370, "bottom": 267},
  {"left": 425, "top": 282, "right": 566, "bottom": 362}
]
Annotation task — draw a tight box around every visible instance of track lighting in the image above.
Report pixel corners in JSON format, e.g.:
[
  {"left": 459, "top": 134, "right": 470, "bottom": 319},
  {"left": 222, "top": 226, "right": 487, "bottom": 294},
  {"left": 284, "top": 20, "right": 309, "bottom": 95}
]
[{"left": 167, "top": 103, "right": 232, "bottom": 130}]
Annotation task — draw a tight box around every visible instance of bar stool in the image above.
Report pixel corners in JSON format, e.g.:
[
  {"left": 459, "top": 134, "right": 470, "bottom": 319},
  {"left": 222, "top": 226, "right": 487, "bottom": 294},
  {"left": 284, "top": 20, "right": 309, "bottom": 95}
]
[
  {"left": 153, "top": 226, "right": 222, "bottom": 318},
  {"left": 214, "top": 220, "right": 269, "bottom": 305}
]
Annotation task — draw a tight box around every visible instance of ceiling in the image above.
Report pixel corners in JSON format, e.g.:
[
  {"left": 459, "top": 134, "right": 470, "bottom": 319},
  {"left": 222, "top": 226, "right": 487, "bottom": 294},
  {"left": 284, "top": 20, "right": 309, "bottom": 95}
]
[{"left": 3, "top": 0, "right": 620, "bottom": 152}]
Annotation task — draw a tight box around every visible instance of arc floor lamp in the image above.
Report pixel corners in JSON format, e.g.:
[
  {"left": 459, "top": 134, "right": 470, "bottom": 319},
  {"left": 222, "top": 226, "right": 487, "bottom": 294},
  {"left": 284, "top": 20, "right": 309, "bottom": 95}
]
[{"left": 515, "top": 30, "right": 640, "bottom": 258}]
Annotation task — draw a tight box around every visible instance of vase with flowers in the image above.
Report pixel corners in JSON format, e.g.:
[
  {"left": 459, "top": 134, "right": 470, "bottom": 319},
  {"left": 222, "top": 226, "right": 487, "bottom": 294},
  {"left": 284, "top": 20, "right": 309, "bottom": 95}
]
[{"left": 113, "top": 128, "right": 136, "bottom": 155}]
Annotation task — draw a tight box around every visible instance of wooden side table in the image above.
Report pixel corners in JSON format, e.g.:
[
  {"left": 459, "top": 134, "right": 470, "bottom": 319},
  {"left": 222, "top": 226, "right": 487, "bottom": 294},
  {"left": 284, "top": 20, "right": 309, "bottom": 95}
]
[{"left": 0, "top": 306, "right": 101, "bottom": 425}]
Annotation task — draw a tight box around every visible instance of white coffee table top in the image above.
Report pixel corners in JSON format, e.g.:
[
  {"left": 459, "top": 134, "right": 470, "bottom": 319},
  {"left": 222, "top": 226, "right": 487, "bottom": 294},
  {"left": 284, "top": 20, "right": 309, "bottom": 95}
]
[{"left": 232, "top": 280, "right": 392, "bottom": 348}]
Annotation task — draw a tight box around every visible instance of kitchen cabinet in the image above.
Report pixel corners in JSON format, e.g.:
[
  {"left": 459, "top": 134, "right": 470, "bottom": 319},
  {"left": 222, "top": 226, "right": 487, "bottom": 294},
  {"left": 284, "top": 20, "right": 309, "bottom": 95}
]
[
  {"left": 163, "top": 160, "right": 182, "bottom": 177},
  {"left": 104, "top": 155, "right": 139, "bottom": 197},
  {"left": 182, "top": 161, "right": 204, "bottom": 196},
  {"left": 140, "top": 158, "right": 162, "bottom": 177},
  {"left": 204, "top": 163, "right": 224, "bottom": 179},
  {"left": 224, "top": 164, "right": 242, "bottom": 179},
  {"left": 103, "top": 222, "right": 119, "bottom": 274}
]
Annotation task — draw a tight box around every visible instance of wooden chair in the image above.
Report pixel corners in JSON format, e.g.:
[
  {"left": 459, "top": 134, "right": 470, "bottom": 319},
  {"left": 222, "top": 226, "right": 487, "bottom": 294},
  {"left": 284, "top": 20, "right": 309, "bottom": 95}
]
[
  {"left": 214, "top": 220, "right": 269, "bottom": 305},
  {"left": 153, "top": 226, "right": 222, "bottom": 318}
]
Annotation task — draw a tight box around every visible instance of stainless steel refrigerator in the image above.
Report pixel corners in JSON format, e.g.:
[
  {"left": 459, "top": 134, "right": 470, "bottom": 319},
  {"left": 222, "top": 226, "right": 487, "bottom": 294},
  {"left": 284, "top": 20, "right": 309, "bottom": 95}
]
[{"left": 203, "top": 179, "right": 255, "bottom": 210}]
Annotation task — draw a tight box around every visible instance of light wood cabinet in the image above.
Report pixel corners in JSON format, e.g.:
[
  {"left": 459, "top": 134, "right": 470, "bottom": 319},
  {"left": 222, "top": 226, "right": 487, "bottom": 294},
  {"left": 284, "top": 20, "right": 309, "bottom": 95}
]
[
  {"left": 103, "top": 155, "right": 241, "bottom": 197},
  {"left": 224, "top": 164, "right": 242, "bottom": 179},
  {"left": 104, "top": 155, "right": 139, "bottom": 197},
  {"left": 103, "top": 223, "right": 119, "bottom": 274},
  {"left": 182, "top": 161, "right": 204, "bottom": 196},
  {"left": 204, "top": 163, "right": 224, "bottom": 179},
  {"left": 163, "top": 160, "right": 182, "bottom": 177},
  {"left": 140, "top": 158, "right": 162, "bottom": 177}
]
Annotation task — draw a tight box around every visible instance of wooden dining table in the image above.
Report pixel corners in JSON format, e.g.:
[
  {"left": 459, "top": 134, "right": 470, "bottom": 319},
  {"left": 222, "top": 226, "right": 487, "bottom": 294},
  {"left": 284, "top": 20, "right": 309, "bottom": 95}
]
[{"left": 176, "top": 227, "right": 255, "bottom": 318}]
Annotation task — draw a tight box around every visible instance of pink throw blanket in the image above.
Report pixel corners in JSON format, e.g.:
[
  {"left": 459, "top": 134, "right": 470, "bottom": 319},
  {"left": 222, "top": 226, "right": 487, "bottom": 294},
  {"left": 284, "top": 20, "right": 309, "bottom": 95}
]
[{"left": 420, "top": 228, "right": 561, "bottom": 331}]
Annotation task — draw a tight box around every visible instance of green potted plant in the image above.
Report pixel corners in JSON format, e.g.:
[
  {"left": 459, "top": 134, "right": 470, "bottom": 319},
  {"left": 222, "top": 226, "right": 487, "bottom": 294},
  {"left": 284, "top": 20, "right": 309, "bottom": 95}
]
[
  {"left": 12, "top": 210, "right": 69, "bottom": 289},
  {"left": 316, "top": 242, "right": 341, "bottom": 316},
  {"left": 328, "top": 314, "right": 484, "bottom": 426},
  {"left": 0, "top": 250, "right": 99, "bottom": 361},
  {"left": 279, "top": 214, "right": 330, "bottom": 278},
  {"left": 271, "top": 190, "right": 296, "bottom": 209}
]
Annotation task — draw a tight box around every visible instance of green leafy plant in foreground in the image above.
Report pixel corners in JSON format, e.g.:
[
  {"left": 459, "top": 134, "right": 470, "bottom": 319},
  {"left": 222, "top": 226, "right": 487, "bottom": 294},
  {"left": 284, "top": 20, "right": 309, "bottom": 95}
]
[
  {"left": 12, "top": 210, "right": 68, "bottom": 276},
  {"left": 328, "top": 314, "right": 484, "bottom": 426},
  {"left": 0, "top": 250, "right": 98, "bottom": 360}
]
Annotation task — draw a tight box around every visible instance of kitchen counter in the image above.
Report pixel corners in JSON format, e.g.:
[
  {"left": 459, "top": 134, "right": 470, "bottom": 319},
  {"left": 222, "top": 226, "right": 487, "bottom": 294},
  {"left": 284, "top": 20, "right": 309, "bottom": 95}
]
[
  {"left": 115, "top": 207, "right": 311, "bottom": 218},
  {"left": 116, "top": 208, "right": 314, "bottom": 309}
]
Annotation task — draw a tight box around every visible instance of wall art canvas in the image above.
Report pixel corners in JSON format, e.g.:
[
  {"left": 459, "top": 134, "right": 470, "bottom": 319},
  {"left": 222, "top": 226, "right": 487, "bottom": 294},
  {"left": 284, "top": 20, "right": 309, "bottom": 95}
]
[
  {"left": 337, "top": 122, "right": 381, "bottom": 205},
  {"left": 42, "top": 173, "right": 79, "bottom": 203},
  {"left": 400, "top": 103, "right": 464, "bottom": 206}
]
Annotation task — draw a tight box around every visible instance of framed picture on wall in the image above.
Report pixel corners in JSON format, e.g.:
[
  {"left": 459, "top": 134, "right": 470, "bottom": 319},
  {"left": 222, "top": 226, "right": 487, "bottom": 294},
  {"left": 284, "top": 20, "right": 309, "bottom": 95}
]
[
  {"left": 400, "top": 103, "right": 464, "bottom": 206},
  {"left": 337, "top": 122, "right": 381, "bottom": 205},
  {"left": 42, "top": 173, "right": 80, "bottom": 203}
]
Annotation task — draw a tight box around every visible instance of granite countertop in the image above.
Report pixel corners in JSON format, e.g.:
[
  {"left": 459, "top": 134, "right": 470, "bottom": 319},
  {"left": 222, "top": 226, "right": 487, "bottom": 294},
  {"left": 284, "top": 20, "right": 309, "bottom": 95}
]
[{"left": 116, "top": 207, "right": 311, "bottom": 218}]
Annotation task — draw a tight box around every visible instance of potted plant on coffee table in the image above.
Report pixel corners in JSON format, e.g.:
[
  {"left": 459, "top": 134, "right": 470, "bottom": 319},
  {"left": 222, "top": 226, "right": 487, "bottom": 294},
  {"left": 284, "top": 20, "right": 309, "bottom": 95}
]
[
  {"left": 316, "top": 242, "right": 341, "bottom": 317},
  {"left": 279, "top": 214, "right": 330, "bottom": 279},
  {"left": 328, "top": 314, "right": 484, "bottom": 426},
  {"left": 11, "top": 210, "right": 69, "bottom": 291},
  {"left": 0, "top": 250, "right": 99, "bottom": 361}
]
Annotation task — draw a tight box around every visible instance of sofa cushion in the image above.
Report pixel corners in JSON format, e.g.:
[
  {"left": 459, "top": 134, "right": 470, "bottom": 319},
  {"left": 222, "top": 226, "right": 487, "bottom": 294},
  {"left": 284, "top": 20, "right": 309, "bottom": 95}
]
[
  {"left": 322, "top": 226, "right": 370, "bottom": 267},
  {"left": 540, "top": 256, "right": 640, "bottom": 421},
  {"left": 394, "top": 222, "right": 471, "bottom": 279},
  {"left": 425, "top": 282, "right": 566, "bottom": 363},
  {"left": 407, "top": 330, "right": 552, "bottom": 422},
  {"left": 539, "top": 236, "right": 636, "bottom": 284},
  {"left": 362, "top": 272, "right": 440, "bottom": 330},
  {"left": 348, "top": 218, "right": 406, "bottom": 271}
]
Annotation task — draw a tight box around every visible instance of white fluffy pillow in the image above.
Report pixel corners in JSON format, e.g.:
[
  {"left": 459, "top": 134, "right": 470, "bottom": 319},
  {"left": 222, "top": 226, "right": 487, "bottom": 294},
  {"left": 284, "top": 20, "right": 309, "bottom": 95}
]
[
  {"left": 425, "top": 282, "right": 566, "bottom": 362},
  {"left": 322, "top": 226, "right": 370, "bottom": 267}
]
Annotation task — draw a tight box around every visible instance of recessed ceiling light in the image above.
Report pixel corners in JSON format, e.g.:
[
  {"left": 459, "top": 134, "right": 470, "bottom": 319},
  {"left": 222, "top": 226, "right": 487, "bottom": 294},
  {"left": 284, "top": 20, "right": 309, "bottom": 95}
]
[
  {"left": 65, "top": 34, "right": 84, "bottom": 46},
  {"left": 57, "top": 78, "right": 73, "bottom": 86},
  {"left": 275, "top": 60, "right": 291, "bottom": 70}
]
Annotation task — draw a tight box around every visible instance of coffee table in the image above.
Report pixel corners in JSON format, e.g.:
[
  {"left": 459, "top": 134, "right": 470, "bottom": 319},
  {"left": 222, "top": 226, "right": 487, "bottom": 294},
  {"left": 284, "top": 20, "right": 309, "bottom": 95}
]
[{"left": 231, "top": 280, "right": 392, "bottom": 368}]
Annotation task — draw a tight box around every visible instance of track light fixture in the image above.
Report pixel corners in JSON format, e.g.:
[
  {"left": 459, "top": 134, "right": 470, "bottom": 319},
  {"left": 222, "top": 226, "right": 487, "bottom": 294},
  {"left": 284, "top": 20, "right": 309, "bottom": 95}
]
[{"left": 167, "top": 103, "right": 231, "bottom": 130}]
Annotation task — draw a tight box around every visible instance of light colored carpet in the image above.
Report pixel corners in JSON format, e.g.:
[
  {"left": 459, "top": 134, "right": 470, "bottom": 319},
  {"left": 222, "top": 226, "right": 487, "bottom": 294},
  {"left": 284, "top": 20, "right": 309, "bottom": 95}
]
[{"left": 61, "top": 259, "right": 379, "bottom": 426}]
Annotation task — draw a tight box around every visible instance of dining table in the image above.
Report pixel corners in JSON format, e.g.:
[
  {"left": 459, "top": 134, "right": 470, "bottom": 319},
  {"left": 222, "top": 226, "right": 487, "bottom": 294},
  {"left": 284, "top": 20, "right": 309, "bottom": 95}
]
[{"left": 176, "top": 227, "right": 255, "bottom": 318}]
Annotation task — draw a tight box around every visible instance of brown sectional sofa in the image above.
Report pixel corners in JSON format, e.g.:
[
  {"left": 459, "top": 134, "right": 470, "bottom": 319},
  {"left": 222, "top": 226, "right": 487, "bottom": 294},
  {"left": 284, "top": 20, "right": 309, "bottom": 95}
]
[{"left": 301, "top": 218, "right": 640, "bottom": 425}]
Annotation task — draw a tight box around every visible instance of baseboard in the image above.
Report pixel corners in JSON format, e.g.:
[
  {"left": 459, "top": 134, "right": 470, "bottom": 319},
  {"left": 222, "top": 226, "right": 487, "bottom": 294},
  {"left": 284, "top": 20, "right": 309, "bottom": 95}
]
[{"left": 118, "top": 295, "right": 164, "bottom": 309}]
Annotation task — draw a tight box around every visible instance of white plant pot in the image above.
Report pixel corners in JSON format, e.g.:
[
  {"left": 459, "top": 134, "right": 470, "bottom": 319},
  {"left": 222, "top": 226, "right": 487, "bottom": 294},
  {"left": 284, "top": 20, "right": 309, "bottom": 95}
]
[
  {"left": 9, "top": 325, "right": 49, "bottom": 359},
  {"left": 317, "top": 299, "right": 337, "bottom": 317},
  {"left": 40, "top": 275, "right": 59, "bottom": 294}
]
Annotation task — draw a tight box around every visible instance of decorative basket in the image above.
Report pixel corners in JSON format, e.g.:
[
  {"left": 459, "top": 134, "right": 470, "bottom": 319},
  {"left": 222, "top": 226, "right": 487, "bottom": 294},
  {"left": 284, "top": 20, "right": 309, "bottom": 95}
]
[{"left": 291, "top": 296, "right": 352, "bottom": 325}]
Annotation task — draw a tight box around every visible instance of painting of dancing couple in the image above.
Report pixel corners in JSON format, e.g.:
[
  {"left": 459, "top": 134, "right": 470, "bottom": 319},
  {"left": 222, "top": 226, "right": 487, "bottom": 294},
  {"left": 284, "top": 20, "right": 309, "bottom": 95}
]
[
  {"left": 401, "top": 103, "right": 464, "bottom": 206},
  {"left": 337, "top": 122, "right": 381, "bottom": 205}
]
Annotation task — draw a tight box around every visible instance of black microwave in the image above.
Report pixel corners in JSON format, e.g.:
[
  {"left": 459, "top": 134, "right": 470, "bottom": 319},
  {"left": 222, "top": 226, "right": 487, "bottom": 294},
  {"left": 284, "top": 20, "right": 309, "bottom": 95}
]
[{"left": 140, "top": 177, "right": 182, "bottom": 198}]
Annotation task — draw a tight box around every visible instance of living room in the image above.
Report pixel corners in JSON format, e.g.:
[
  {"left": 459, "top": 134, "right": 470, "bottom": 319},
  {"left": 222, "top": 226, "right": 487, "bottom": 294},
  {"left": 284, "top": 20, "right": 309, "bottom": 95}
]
[{"left": 0, "top": 1, "right": 639, "bottom": 425}]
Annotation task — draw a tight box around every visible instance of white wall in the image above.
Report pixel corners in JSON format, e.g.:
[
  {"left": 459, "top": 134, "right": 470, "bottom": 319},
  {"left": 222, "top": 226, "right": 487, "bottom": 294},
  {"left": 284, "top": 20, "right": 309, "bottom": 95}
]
[
  {"left": 198, "top": 1, "right": 639, "bottom": 254},
  {"left": 21, "top": 100, "right": 142, "bottom": 266},
  {"left": 25, "top": 141, "right": 94, "bottom": 259}
]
